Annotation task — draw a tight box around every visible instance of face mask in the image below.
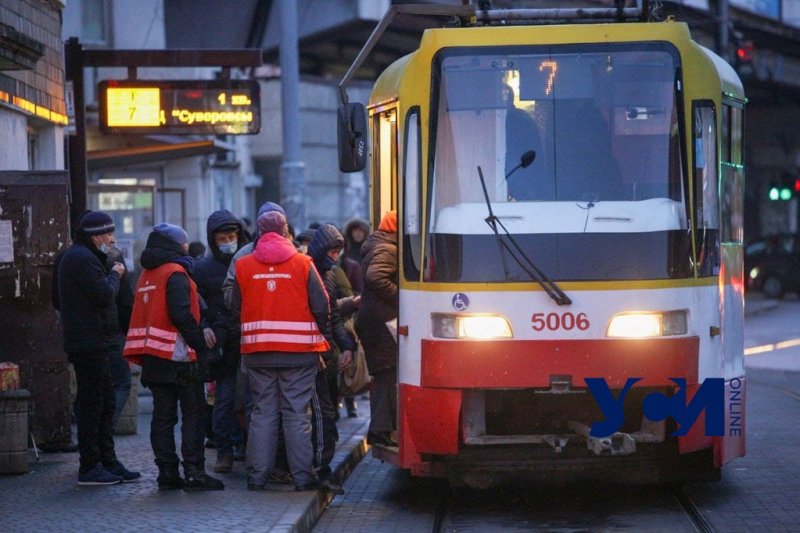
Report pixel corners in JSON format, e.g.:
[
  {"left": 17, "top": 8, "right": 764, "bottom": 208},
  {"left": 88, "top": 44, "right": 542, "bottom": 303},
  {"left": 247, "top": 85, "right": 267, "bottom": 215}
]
[
  {"left": 298, "top": 244, "right": 308, "bottom": 254},
  {"left": 218, "top": 242, "right": 238, "bottom": 255},
  {"left": 99, "top": 243, "right": 111, "bottom": 255}
]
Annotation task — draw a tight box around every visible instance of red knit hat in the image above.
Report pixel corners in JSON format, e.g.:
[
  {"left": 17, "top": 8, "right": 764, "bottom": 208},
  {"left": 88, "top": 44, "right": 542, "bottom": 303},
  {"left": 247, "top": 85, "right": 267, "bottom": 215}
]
[{"left": 378, "top": 211, "right": 397, "bottom": 233}]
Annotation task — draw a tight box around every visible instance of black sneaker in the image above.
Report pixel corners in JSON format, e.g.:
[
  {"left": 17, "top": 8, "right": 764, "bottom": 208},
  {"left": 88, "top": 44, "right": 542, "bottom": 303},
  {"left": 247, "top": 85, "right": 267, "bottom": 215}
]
[
  {"left": 158, "top": 477, "right": 183, "bottom": 491},
  {"left": 108, "top": 462, "right": 141, "bottom": 482},
  {"left": 321, "top": 478, "right": 345, "bottom": 495},
  {"left": 367, "top": 431, "right": 398, "bottom": 447},
  {"left": 78, "top": 464, "right": 122, "bottom": 486},
  {"left": 157, "top": 464, "right": 183, "bottom": 490},
  {"left": 268, "top": 468, "right": 293, "bottom": 485},
  {"left": 183, "top": 465, "right": 225, "bottom": 491},
  {"left": 247, "top": 482, "right": 266, "bottom": 491}
]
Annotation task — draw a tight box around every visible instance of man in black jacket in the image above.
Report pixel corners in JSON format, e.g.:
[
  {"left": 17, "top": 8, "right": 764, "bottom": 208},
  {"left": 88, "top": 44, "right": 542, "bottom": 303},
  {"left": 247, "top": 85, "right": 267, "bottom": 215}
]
[
  {"left": 57, "top": 211, "right": 140, "bottom": 485},
  {"left": 193, "top": 210, "right": 249, "bottom": 473}
]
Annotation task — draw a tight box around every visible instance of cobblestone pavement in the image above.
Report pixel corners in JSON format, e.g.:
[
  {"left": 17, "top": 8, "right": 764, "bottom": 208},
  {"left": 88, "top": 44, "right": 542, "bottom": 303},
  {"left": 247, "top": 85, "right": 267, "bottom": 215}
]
[
  {"left": 315, "top": 452, "right": 442, "bottom": 533},
  {"left": 0, "top": 393, "right": 369, "bottom": 532},
  {"left": 683, "top": 364, "right": 800, "bottom": 532}
]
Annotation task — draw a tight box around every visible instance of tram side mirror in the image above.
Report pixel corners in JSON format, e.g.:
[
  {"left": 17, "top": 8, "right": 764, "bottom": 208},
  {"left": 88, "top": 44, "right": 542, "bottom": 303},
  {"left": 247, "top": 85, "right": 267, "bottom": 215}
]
[{"left": 337, "top": 103, "right": 368, "bottom": 172}]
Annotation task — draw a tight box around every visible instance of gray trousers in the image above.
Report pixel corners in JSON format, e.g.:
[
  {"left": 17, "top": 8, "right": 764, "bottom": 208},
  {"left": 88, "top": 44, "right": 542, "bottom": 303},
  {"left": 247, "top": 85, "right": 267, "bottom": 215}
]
[
  {"left": 369, "top": 368, "right": 397, "bottom": 434},
  {"left": 245, "top": 363, "right": 317, "bottom": 486}
]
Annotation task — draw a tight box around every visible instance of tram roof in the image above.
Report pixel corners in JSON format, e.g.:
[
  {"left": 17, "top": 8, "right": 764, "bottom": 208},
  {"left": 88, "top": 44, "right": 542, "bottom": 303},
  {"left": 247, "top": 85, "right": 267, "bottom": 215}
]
[
  {"left": 699, "top": 46, "right": 746, "bottom": 101},
  {"left": 370, "top": 20, "right": 712, "bottom": 106}
]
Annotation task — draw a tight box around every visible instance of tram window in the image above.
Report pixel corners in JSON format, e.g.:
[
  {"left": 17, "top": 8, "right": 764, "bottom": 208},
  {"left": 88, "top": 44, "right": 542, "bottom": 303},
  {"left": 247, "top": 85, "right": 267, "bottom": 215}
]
[
  {"left": 721, "top": 103, "right": 745, "bottom": 244},
  {"left": 721, "top": 105, "right": 731, "bottom": 163},
  {"left": 692, "top": 103, "right": 720, "bottom": 274},
  {"left": 730, "top": 106, "right": 743, "bottom": 166},
  {"left": 403, "top": 109, "right": 422, "bottom": 281}
]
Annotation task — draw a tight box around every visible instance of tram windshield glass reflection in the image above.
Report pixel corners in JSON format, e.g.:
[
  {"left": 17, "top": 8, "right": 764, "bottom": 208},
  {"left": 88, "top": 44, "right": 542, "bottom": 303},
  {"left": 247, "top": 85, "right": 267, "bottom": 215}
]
[{"left": 427, "top": 43, "right": 690, "bottom": 282}]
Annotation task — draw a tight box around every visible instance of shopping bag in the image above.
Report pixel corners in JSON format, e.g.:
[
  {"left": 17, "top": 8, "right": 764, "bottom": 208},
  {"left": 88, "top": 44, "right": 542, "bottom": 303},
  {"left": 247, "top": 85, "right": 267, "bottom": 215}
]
[{"left": 340, "top": 341, "right": 371, "bottom": 396}]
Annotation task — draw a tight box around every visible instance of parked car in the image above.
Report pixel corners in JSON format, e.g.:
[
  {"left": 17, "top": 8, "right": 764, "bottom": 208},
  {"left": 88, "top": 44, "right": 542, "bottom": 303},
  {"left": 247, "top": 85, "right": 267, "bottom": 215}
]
[{"left": 745, "top": 233, "right": 800, "bottom": 298}]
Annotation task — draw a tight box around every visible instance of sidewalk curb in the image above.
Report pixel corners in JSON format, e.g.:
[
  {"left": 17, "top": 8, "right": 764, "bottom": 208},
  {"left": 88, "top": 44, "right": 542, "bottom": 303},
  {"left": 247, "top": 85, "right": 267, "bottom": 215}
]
[{"left": 285, "top": 420, "right": 371, "bottom": 533}]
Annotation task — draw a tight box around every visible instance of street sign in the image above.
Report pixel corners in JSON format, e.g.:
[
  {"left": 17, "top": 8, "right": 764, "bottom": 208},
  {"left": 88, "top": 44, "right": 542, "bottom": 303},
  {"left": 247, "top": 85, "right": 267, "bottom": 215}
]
[{"left": 98, "top": 79, "right": 261, "bottom": 135}]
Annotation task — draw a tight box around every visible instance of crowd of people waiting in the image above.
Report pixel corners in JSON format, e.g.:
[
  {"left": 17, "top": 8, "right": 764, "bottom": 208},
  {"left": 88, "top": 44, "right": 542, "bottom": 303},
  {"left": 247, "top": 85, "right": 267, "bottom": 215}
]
[{"left": 53, "top": 202, "right": 398, "bottom": 495}]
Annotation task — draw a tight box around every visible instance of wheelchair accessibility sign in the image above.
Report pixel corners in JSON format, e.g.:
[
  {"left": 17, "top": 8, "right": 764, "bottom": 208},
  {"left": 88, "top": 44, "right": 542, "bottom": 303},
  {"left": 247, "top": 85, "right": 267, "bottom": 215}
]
[{"left": 452, "top": 293, "right": 469, "bottom": 311}]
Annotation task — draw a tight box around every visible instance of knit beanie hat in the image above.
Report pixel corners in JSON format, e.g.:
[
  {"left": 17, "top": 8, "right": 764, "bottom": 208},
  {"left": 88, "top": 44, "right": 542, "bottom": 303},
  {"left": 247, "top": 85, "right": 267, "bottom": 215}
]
[
  {"left": 153, "top": 223, "right": 189, "bottom": 246},
  {"left": 296, "top": 228, "right": 316, "bottom": 244},
  {"left": 257, "top": 210, "right": 287, "bottom": 235},
  {"left": 308, "top": 224, "right": 345, "bottom": 260},
  {"left": 378, "top": 210, "right": 397, "bottom": 233},
  {"left": 77, "top": 211, "right": 115, "bottom": 236},
  {"left": 257, "top": 201, "right": 286, "bottom": 219}
]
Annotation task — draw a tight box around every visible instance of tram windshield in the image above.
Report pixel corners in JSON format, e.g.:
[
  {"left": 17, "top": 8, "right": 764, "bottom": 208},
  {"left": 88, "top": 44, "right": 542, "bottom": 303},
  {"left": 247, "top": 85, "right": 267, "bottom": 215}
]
[{"left": 427, "top": 43, "right": 690, "bottom": 282}]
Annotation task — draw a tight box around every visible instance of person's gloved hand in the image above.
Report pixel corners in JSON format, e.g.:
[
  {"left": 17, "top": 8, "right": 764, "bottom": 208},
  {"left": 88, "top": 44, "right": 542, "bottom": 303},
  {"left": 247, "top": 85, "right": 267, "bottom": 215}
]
[{"left": 189, "top": 349, "right": 212, "bottom": 383}]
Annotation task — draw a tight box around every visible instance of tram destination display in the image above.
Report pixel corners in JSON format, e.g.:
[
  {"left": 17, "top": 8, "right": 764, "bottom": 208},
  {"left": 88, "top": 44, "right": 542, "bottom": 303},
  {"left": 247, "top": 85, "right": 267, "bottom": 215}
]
[{"left": 98, "top": 79, "right": 260, "bottom": 135}]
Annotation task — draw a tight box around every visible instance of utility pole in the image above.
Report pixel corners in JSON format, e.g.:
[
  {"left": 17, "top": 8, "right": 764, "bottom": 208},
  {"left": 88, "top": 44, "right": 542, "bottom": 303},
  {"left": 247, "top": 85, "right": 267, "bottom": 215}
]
[
  {"left": 716, "top": 0, "right": 730, "bottom": 63},
  {"left": 279, "top": 0, "right": 306, "bottom": 230},
  {"left": 64, "top": 37, "right": 86, "bottom": 230}
]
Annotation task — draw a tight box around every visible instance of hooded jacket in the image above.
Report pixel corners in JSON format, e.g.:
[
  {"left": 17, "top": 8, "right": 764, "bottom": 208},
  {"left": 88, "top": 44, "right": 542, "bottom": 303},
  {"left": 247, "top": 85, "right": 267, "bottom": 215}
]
[
  {"left": 193, "top": 210, "right": 248, "bottom": 370},
  {"left": 342, "top": 218, "right": 369, "bottom": 294},
  {"left": 56, "top": 234, "right": 121, "bottom": 353},
  {"left": 136, "top": 231, "right": 208, "bottom": 385},
  {"left": 308, "top": 225, "right": 357, "bottom": 355},
  {"left": 355, "top": 229, "right": 398, "bottom": 374},
  {"left": 343, "top": 218, "right": 370, "bottom": 262},
  {"left": 229, "top": 232, "right": 330, "bottom": 367}
]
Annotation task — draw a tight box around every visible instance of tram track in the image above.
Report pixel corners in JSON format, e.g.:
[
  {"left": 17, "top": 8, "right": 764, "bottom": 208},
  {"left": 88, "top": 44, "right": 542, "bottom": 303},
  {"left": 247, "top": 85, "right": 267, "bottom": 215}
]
[
  {"left": 431, "top": 486, "right": 452, "bottom": 533},
  {"left": 672, "top": 485, "right": 715, "bottom": 533},
  {"left": 431, "top": 483, "right": 717, "bottom": 532}
]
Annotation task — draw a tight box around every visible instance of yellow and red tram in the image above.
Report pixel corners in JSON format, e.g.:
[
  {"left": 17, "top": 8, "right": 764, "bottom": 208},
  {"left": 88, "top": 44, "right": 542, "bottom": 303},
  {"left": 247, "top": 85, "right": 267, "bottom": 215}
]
[{"left": 339, "top": 5, "right": 746, "bottom": 486}]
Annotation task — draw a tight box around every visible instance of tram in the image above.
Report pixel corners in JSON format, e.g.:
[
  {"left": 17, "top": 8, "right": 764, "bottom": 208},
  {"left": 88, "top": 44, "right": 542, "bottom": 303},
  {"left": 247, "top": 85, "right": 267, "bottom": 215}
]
[{"left": 338, "top": 3, "right": 746, "bottom": 486}]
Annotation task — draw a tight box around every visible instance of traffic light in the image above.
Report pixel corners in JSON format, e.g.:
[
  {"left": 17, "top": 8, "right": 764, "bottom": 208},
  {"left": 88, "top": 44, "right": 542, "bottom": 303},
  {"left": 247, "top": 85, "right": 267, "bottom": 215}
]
[
  {"left": 736, "top": 41, "right": 753, "bottom": 63},
  {"left": 768, "top": 175, "right": 797, "bottom": 201},
  {"left": 733, "top": 35, "right": 755, "bottom": 75}
]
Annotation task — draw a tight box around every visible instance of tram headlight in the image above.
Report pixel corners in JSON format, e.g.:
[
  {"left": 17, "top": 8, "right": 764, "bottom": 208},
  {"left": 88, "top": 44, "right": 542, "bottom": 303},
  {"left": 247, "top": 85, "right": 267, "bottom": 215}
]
[
  {"left": 606, "top": 310, "right": 688, "bottom": 338},
  {"left": 431, "top": 313, "right": 513, "bottom": 339}
]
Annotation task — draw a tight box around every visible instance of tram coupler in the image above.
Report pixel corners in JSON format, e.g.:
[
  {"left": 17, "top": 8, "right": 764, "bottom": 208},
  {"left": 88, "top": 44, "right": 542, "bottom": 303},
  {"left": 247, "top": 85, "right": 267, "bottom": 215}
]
[
  {"left": 568, "top": 420, "right": 637, "bottom": 456},
  {"left": 544, "top": 435, "right": 570, "bottom": 453}
]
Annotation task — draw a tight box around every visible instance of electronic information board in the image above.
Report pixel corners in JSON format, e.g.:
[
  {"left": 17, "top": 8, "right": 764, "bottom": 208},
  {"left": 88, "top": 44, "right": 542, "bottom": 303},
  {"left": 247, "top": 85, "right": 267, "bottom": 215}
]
[{"left": 98, "top": 79, "right": 261, "bottom": 135}]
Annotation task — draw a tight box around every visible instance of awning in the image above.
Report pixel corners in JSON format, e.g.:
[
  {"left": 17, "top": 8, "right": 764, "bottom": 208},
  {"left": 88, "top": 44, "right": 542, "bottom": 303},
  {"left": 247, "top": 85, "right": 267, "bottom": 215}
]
[{"left": 87, "top": 139, "right": 231, "bottom": 170}]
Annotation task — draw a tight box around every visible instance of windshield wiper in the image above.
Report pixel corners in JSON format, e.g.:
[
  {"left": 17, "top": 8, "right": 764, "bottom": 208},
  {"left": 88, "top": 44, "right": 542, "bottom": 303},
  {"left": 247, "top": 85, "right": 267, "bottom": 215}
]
[{"left": 477, "top": 160, "right": 572, "bottom": 306}]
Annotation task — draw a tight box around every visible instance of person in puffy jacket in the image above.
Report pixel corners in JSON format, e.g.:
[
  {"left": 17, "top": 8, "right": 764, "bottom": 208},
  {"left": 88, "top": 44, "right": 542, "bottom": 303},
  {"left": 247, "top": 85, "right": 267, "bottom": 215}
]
[
  {"left": 355, "top": 211, "right": 399, "bottom": 448},
  {"left": 307, "top": 224, "right": 358, "bottom": 493},
  {"left": 193, "top": 209, "right": 249, "bottom": 474}
]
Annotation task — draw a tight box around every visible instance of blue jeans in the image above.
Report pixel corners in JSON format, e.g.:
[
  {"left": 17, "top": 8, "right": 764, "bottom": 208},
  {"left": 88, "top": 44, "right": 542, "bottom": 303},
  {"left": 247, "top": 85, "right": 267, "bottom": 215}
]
[
  {"left": 213, "top": 364, "right": 242, "bottom": 457},
  {"left": 107, "top": 335, "right": 132, "bottom": 431}
]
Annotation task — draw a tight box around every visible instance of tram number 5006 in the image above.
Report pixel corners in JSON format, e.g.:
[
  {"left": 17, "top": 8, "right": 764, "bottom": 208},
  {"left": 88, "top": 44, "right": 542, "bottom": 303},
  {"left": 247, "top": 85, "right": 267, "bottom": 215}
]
[{"left": 531, "top": 312, "right": 590, "bottom": 331}]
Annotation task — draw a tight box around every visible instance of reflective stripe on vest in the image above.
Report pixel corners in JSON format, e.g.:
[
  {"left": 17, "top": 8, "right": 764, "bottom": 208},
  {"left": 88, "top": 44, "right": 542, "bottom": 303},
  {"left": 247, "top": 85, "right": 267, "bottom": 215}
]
[
  {"left": 240, "top": 320, "right": 326, "bottom": 347},
  {"left": 123, "top": 263, "right": 200, "bottom": 365},
  {"left": 235, "top": 251, "right": 329, "bottom": 354}
]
